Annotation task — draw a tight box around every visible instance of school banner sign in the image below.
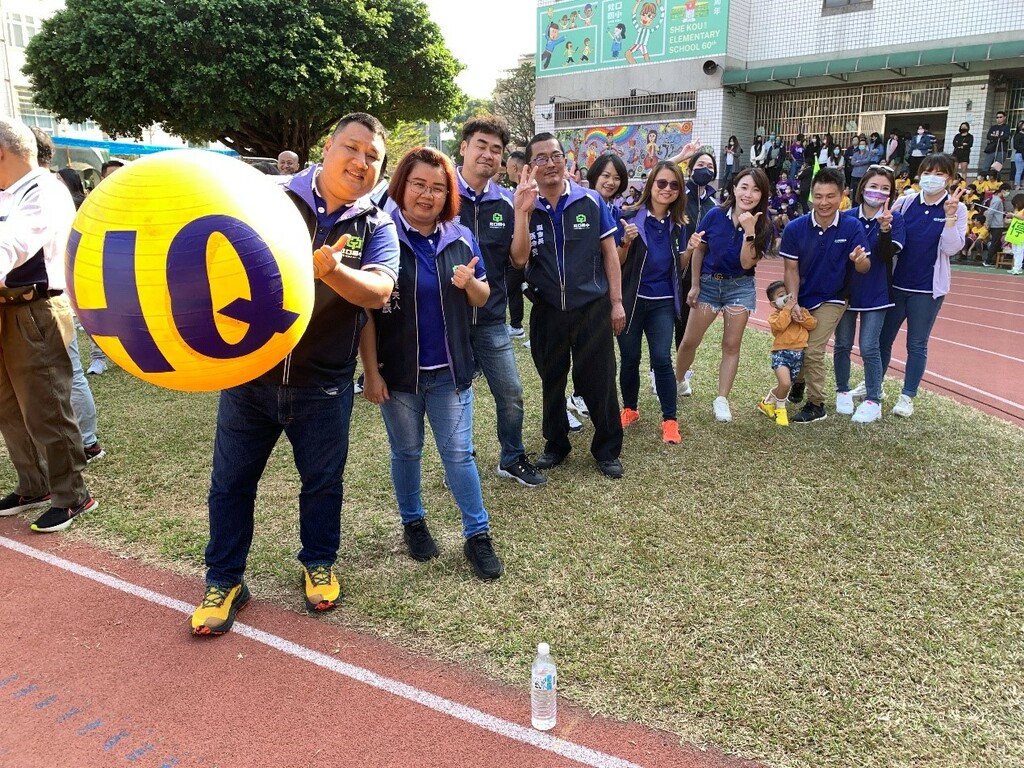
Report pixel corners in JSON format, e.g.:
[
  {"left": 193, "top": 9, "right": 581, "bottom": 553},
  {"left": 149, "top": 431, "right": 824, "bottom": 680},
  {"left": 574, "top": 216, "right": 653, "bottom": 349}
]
[{"left": 537, "top": 0, "right": 729, "bottom": 77}]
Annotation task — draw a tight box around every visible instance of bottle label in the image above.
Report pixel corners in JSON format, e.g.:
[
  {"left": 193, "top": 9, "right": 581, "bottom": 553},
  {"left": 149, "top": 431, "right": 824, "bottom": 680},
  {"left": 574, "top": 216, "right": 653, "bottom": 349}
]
[{"left": 532, "top": 673, "right": 555, "bottom": 691}]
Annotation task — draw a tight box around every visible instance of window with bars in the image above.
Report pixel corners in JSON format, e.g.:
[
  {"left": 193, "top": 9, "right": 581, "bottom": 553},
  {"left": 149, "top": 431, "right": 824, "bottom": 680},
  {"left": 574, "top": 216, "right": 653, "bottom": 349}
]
[
  {"left": 16, "top": 88, "right": 55, "bottom": 131},
  {"left": 822, "top": 0, "right": 873, "bottom": 13},
  {"left": 753, "top": 79, "right": 951, "bottom": 145},
  {"left": 6, "top": 13, "right": 38, "bottom": 48},
  {"left": 1005, "top": 79, "right": 1024, "bottom": 131},
  {"left": 554, "top": 91, "right": 697, "bottom": 125}
]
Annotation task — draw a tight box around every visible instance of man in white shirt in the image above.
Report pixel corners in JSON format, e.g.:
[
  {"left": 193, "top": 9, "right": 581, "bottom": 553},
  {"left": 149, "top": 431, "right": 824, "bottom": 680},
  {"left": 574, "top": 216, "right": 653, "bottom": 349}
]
[{"left": 0, "top": 119, "right": 96, "bottom": 532}]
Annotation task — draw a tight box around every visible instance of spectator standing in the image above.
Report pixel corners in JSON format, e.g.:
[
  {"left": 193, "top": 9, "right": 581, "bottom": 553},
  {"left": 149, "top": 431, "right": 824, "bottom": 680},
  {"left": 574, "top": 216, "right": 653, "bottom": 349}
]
[
  {"left": 906, "top": 124, "right": 936, "bottom": 179},
  {"left": 504, "top": 150, "right": 527, "bottom": 336},
  {"left": 849, "top": 137, "right": 872, "bottom": 189},
  {"left": 980, "top": 111, "right": 1010, "bottom": 181},
  {"left": 983, "top": 182, "right": 1010, "bottom": 267},
  {"left": 951, "top": 122, "right": 973, "bottom": 179},
  {"left": 721, "top": 135, "right": 741, "bottom": 191},
  {"left": 1010, "top": 120, "right": 1024, "bottom": 189}
]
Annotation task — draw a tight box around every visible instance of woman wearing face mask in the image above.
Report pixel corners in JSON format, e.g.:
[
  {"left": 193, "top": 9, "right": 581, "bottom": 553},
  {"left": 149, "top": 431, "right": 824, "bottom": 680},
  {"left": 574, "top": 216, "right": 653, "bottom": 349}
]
[
  {"left": 877, "top": 153, "right": 966, "bottom": 419},
  {"left": 1011, "top": 120, "right": 1024, "bottom": 189},
  {"left": 952, "top": 122, "right": 973, "bottom": 180},
  {"left": 720, "top": 136, "right": 741, "bottom": 192},
  {"left": 819, "top": 134, "right": 836, "bottom": 166},
  {"left": 867, "top": 133, "right": 884, "bottom": 164},
  {"left": 674, "top": 168, "right": 774, "bottom": 423},
  {"left": 750, "top": 135, "right": 766, "bottom": 169},
  {"left": 617, "top": 162, "right": 687, "bottom": 444},
  {"left": 835, "top": 166, "right": 905, "bottom": 424},
  {"left": 906, "top": 124, "right": 936, "bottom": 180},
  {"left": 826, "top": 145, "right": 845, "bottom": 171},
  {"left": 850, "top": 137, "right": 872, "bottom": 189}
]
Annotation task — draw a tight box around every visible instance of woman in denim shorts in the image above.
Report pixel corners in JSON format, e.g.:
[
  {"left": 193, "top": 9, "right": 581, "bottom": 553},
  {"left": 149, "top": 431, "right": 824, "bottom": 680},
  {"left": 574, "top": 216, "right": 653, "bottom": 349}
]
[{"left": 673, "top": 167, "right": 774, "bottom": 422}]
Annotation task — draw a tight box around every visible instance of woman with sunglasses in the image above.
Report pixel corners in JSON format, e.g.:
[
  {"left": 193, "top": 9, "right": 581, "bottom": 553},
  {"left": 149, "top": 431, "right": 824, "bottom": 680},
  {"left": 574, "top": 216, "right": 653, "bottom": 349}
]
[
  {"left": 360, "top": 147, "right": 503, "bottom": 581},
  {"left": 673, "top": 167, "right": 774, "bottom": 422},
  {"left": 834, "top": 165, "right": 906, "bottom": 423},
  {"left": 617, "top": 161, "right": 686, "bottom": 444},
  {"left": 878, "top": 153, "right": 966, "bottom": 418}
]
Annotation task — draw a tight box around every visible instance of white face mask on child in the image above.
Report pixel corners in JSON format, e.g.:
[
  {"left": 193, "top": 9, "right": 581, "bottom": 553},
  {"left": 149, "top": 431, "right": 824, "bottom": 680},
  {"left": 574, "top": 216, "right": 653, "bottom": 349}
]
[{"left": 773, "top": 294, "right": 790, "bottom": 309}]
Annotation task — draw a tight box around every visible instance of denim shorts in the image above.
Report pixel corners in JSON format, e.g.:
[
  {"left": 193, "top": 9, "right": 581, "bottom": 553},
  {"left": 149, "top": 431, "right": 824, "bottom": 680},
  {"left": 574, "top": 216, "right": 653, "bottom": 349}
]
[
  {"left": 771, "top": 348, "right": 804, "bottom": 378},
  {"left": 698, "top": 273, "right": 756, "bottom": 313}
]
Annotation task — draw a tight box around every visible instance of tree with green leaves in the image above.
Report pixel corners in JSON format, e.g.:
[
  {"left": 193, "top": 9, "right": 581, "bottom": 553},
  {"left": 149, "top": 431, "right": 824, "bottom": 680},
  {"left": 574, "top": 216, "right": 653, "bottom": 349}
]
[
  {"left": 24, "top": 0, "right": 465, "bottom": 163},
  {"left": 492, "top": 61, "right": 535, "bottom": 148}
]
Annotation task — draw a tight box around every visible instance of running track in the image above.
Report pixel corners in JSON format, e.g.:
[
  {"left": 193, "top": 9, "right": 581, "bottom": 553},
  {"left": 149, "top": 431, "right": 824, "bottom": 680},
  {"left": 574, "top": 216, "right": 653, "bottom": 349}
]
[
  {"left": 0, "top": 524, "right": 760, "bottom": 768},
  {"left": 753, "top": 261, "right": 1024, "bottom": 427}
]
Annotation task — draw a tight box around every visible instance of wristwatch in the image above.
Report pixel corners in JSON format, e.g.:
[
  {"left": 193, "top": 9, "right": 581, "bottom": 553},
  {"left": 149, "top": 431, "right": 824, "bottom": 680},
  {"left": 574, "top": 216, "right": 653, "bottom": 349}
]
[{"left": 744, "top": 234, "right": 756, "bottom": 242}]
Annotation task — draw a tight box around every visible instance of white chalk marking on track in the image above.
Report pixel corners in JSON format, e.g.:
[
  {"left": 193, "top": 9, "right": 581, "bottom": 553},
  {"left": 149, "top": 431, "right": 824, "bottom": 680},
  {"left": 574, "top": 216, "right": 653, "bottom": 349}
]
[{"left": 0, "top": 536, "right": 642, "bottom": 768}]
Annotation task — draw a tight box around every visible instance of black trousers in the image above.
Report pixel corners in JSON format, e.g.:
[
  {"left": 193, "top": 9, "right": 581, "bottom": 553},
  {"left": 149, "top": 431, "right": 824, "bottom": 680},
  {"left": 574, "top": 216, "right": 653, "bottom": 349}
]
[
  {"left": 506, "top": 265, "right": 525, "bottom": 328},
  {"left": 529, "top": 295, "right": 622, "bottom": 462}
]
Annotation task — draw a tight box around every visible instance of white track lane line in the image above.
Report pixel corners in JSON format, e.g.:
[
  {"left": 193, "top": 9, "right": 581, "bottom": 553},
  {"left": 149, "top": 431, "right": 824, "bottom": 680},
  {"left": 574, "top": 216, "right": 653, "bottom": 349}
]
[{"left": 0, "top": 536, "right": 642, "bottom": 768}]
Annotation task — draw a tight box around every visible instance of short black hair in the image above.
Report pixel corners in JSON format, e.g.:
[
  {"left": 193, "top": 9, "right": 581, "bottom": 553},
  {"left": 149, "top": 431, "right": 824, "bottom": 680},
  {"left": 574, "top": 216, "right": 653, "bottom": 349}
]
[
  {"left": 462, "top": 115, "right": 510, "bottom": 148},
  {"left": 30, "top": 126, "right": 53, "bottom": 167},
  {"left": 524, "top": 132, "right": 563, "bottom": 162},
  {"left": 812, "top": 167, "right": 846, "bottom": 191},
  {"left": 766, "top": 280, "right": 786, "bottom": 300},
  {"left": 508, "top": 150, "right": 526, "bottom": 163},
  {"left": 101, "top": 159, "right": 125, "bottom": 175},
  {"left": 586, "top": 153, "right": 628, "bottom": 197},
  {"left": 333, "top": 112, "right": 387, "bottom": 141}
]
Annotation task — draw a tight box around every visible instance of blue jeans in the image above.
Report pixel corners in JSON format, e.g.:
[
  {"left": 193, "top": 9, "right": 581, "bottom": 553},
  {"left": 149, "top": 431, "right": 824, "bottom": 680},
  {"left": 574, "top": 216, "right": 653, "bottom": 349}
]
[
  {"left": 68, "top": 330, "right": 98, "bottom": 447},
  {"left": 380, "top": 369, "right": 489, "bottom": 539},
  {"left": 205, "top": 378, "right": 353, "bottom": 586},
  {"left": 878, "top": 289, "right": 945, "bottom": 398},
  {"left": 1013, "top": 152, "right": 1024, "bottom": 187},
  {"left": 618, "top": 298, "right": 676, "bottom": 420},
  {"left": 833, "top": 309, "right": 886, "bottom": 401},
  {"left": 470, "top": 322, "right": 526, "bottom": 467}
]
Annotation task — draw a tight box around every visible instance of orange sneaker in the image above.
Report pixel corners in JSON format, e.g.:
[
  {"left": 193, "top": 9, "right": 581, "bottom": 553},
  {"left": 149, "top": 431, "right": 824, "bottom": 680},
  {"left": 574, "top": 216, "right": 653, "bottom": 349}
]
[
  {"left": 661, "top": 419, "right": 681, "bottom": 444},
  {"left": 620, "top": 408, "right": 640, "bottom": 428}
]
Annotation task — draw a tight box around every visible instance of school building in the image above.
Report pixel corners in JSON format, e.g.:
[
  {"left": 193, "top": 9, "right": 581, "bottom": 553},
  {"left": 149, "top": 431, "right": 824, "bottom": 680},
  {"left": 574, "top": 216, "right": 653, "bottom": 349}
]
[{"left": 534, "top": 0, "right": 1024, "bottom": 180}]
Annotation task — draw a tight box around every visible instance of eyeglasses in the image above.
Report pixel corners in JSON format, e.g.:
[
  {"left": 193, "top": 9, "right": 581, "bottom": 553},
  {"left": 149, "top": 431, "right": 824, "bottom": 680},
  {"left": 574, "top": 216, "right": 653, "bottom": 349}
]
[
  {"left": 654, "top": 179, "right": 680, "bottom": 190},
  {"left": 532, "top": 152, "right": 565, "bottom": 167},
  {"left": 407, "top": 179, "right": 448, "bottom": 199},
  {"left": 867, "top": 164, "right": 895, "bottom": 173}
]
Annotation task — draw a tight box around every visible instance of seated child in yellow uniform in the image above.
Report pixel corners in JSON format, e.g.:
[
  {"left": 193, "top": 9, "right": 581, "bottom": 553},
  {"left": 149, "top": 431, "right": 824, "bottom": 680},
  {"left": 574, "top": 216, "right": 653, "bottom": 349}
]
[
  {"left": 963, "top": 212, "right": 989, "bottom": 260},
  {"left": 760, "top": 281, "right": 818, "bottom": 426}
]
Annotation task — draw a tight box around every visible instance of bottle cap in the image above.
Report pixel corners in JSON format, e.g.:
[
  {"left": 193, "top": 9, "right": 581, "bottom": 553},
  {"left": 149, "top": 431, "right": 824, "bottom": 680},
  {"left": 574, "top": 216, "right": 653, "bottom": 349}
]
[{"left": 537, "top": 642, "right": 550, "bottom": 655}]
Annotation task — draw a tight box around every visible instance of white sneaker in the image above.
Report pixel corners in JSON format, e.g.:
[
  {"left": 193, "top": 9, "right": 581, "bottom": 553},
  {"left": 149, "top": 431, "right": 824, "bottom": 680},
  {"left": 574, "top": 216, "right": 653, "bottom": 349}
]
[
  {"left": 852, "top": 400, "right": 882, "bottom": 423},
  {"left": 567, "top": 393, "right": 589, "bottom": 418},
  {"left": 523, "top": 340, "right": 531, "bottom": 349},
  {"left": 649, "top": 368, "right": 657, "bottom": 395},
  {"left": 849, "top": 381, "right": 867, "bottom": 399},
  {"left": 507, "top": 325, "right": 525, "bottom": 339},
  {"left": 712, "top": 396, "right": 732, "bottom": 423},
  {"left": 892, "top": 394, "right": 914, "bottom": 418},
  {"left": 567, "top": 409, "right": 583, "bottom": 432},
  {"left": 676, "top": 370, "right": 693, "bottom": 397},
  {"left": 87, "top": 360, "right": 107, "bottom": 375},
  {"left": 836, "top": 391, "right": 854, "bottom": 415}
]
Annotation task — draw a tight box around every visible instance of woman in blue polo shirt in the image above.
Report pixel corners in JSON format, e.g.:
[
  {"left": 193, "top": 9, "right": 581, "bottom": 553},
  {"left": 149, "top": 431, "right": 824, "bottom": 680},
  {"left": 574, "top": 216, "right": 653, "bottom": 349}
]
[
  {"left": 617, "top": 161, "right": 686, "bottom": 444},
  {"left": 359, "top": 147, "right": 503, "bottom": 581},
  {"left": 834, "top": 165, "right": 906, "bottom": 423},
  {"left": 878, "top": 153, "right": 967, "bottom": 418},
  {"left": 673, "top": 167, "right": 774, "bottom": 422}
]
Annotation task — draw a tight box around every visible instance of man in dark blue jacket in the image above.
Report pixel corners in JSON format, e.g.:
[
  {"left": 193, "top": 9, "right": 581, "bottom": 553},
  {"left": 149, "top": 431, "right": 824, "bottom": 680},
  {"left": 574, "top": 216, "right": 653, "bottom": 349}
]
[
  {"left": 192, "top": 113, "right": 400, "bottom": 636},
  {"left": 510, "top": 133, "right": 625, "bottom": 479},
  {"left": 457, "top": 116, "right": 545, "bottom": 488}
]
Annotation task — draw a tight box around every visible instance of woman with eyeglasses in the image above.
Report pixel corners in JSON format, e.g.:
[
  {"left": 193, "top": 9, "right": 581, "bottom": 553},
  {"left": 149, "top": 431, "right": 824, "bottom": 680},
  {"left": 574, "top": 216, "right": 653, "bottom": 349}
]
[
  {"left": 833, "top": 164, "right": 905, "bottom": 423},
  {"left": 359, "top": 147, "right": 503, "bottom": 581},
  {"left": 673, "top": 167, "right": 774, "bottom": 422},
  {"left": 877, "top": 153, "right": 966, "bottom": 419},
  {"left": 616, "top": 161, "right": 686, "bottom": 444}
]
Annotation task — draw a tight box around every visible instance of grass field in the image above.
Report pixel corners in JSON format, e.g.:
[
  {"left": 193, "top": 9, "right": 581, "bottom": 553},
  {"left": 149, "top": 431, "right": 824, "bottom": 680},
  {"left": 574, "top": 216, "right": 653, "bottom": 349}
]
[{"left": 5, "top": 323, "right": 1023, "bottom": 768}]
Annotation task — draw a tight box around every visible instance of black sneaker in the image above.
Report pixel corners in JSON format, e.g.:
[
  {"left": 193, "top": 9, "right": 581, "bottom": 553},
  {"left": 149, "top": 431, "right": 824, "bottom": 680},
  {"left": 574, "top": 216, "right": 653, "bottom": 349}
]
[
  {"left": 84, "top": 443, "right": 105, "bottom": 464},
  {"left": 534, "top": 451, "right": 567, "bottom": 470},
  {"left": 597, "top": 458, "right": 624, "bottom": 479},
  {"left": 787, "top": 382, "right": 806, "bottom": 404},
  {"left": 496, "top": 456, "right": 547, "bottom": 487},
  {"left": 403, "top": 518, "right": 439, "bottom": 561},
  {"left": 791, "top": 402, "right": 827, "bottom": 423},
  {"left": 31, "top": 497, "right": 98, "bottom": 533},
  {"left": 0, "top": 492, "right": 51, "bottom": 517},
  {"left": 463, "top": 532, "right": 503, "bottom": 581}
]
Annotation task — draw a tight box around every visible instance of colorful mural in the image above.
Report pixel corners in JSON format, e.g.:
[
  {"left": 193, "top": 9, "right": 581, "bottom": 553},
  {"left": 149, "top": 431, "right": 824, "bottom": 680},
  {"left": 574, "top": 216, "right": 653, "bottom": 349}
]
[{"left": 557, "top": 121, "right": 695, "bottom": 204}]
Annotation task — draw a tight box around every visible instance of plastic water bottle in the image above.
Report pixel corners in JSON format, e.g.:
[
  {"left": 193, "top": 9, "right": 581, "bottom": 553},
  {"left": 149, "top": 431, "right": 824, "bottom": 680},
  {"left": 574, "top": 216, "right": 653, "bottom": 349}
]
[{"left": 531, "top": 642, "right": 557, "bottom": 730}]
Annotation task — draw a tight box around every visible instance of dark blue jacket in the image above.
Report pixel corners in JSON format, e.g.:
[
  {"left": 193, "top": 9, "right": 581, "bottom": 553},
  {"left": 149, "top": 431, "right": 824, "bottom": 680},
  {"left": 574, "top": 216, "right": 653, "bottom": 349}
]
[
  {"left": 262, "top": 166, "right": 398, "bottom": 388},
  {"left": 457, "top": 172, "right": 513, "bottom": 326},
  {"left": 620, "top": 206, "right": 684, "bottom": 333},
  {"left": 372, "top": 219, "right": 480, "bottom": 393},
  {"left": 523, "top": 181, "right": 614, "bottom": 312}
]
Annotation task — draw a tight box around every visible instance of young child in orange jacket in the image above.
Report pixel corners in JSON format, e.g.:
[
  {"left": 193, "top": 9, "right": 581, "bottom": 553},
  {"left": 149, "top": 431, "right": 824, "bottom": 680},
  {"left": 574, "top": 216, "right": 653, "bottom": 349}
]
[{"left": 760, "top": 280, "right": 818, "bottom": 425}]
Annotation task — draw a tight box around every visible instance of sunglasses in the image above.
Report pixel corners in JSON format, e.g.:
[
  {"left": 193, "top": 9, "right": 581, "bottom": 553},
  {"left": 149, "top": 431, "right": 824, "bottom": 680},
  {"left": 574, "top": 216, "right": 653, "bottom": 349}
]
[
  {"left": 654, "top": 179, "right": 680, "bottom": 190},
  {"left": 867, "top": 164, "right": 895, "bottom": 173}
]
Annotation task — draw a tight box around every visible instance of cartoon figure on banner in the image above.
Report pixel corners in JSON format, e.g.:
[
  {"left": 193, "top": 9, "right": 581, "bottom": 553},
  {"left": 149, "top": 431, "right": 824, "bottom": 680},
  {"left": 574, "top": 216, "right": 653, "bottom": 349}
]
[
  {"left": 583, "top": 3, "right": 595, "bottom": 26},
  {"left": 565, "top": 41, "right": 575, "bottom": 65},
  {"left": 643, "top": 129, "right": 660, "bottom": 169},
  {"left": 609, "top": 23, "right": 627, "bottom": 58},
  {"left": 542, "top": 22, "right": 567, "bottom": 69},
  {"left": 581, "top": 37, "right": 592, "bottom": 63},
  {"left": 626, "top": 0, "right": 662, "bottom": 65},
  {"left": 685, "top": 0, "right": 697, "bottom": 21}
]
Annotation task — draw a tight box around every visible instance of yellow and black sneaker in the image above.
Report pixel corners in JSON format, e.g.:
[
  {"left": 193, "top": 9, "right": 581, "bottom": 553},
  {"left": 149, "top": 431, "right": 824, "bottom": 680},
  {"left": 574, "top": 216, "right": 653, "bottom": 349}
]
[
  {"left": 303, "top": 565, "right": 341, "bottom": 612},
  {"left": 190, "top": 582, "right": 250, "bottom": 636}
]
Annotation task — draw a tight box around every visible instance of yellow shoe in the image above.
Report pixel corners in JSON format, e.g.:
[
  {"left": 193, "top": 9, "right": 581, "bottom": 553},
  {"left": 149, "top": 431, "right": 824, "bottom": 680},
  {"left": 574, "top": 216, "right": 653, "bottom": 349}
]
[
  {"left": 303, "top": 565, "right": 341, "bottom": 612},
  {"left": 191, "top": 582, "right": 250, "bottom": 636},
  {"left": 757, "top": 397, "right": 776, "bottom": 419},
  {"left": 775, "top": 405, "right": 789, "bottom": 426}
]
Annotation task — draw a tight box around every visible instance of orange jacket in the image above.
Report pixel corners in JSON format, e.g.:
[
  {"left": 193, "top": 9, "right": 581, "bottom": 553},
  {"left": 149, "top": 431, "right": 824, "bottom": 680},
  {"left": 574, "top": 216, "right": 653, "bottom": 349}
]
[{"left": 769, "top": 303, "right": 819, "bottom": 351}]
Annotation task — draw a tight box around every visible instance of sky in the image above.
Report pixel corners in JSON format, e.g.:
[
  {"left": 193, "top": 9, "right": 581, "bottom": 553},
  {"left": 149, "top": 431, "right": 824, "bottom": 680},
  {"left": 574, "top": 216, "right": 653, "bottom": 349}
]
[{"left": 421, "top": 0, "right": 536, "bottom": 99}]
